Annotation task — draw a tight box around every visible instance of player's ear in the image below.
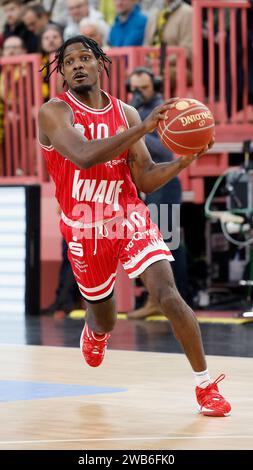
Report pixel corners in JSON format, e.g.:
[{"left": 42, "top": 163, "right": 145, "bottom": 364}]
[{"left": 97, "top": 58, "right": 104, "bottom": 74}]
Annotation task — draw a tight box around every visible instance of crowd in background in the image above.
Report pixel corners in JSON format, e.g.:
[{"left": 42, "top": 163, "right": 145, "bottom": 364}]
[{"left": 0, "top": 1, "right": 193, "bottom": 60}]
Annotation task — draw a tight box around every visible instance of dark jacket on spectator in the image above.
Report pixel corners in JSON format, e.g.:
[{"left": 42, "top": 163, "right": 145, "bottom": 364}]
[{"left": 4, "top": 22, "right": 39, "bottom": 53}]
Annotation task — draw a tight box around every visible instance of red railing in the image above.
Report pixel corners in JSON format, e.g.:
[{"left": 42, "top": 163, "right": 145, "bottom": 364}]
[
  {"left": 0, "top": 54, "right": 43, "bottom": 183},
  {"left": 192, "top": 0, "right": 253, "bottom": 142}
]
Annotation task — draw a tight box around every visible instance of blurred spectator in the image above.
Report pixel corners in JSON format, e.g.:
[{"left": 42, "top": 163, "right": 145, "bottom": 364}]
[
  {"left": 108, "top": 0, "right": 147, "bottom": 47},
  {"left": 144, "top": 0, "right": 193, "bottom": 89},
  {"left": 41, "top": 23, "right": 63, "bottom": 54},
  {"left": 2, "top": 0, "right": 38, "bottom": 53},
  {"left": 2, "top": 34, "right": 26, "bottom": 56},
  {"left": 0, "top": 36, "right": 27, "bottom": 102},
  {"left": 141, "top": 0, "right": 163, "bottom": 12},
  {"left": 22, "top": 3, "right": 50, "bottom": 36},
  {"left": 42, "top": 0, "right": 68, "bottom": 28},
  {"left": 64, "top": 0, "right": 109, "bottom": 41},
  {"left": 40, "top": 24, "right": 64, "bottom": 100},
  {"left": 126, "top": 67, "right": 189, "bottom": 318},
  {"left": 79, "top": 18, "right": 107, "bottom": 47},
  {"left": 22, "top": 3, "right": 62, "bottom": 52}
]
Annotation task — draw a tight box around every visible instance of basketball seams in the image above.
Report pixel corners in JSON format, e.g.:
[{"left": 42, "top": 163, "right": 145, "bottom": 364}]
[
  {"left": 165, "top": 123, "right": 215, "bottom": 135},
  {"left": 161, "top": 132, "right": 205, "bottom": 150}
]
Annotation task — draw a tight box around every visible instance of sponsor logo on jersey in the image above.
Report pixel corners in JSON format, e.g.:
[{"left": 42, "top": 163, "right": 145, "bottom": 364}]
[
  {"left": 124, "top": 228, "right": 158, "bottom": 252},
  {"left": 116, "top": 125, "right": 127, "bottom": 134},
  {"left": 69, "top": 236, "right": 84, "bottom": 257},
  {"left": 105, "top": 158, "right": 127, "bottom": 168},
  {"left": 72, "top": 170, "right": 124, "bottom": 210}
]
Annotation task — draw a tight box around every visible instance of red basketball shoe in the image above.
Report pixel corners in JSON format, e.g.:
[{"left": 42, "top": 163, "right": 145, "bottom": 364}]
[
  {"left": 196, "top": 374, "right": 231, "bottom": 417},
  {"left": 80, "top": 323, "right": 110, "bottom": 367}
]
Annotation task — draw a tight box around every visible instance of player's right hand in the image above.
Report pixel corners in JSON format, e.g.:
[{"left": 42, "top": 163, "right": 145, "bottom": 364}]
[
  {"left": 180, "top": 137, "right": 215, "bottom": 168},
  {"left": 142, "top": 98, "right": 179, "bottom": 133}
]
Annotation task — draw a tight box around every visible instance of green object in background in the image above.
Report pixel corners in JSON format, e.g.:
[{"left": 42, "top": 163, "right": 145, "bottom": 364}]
[{"left": 99, "top": 0, "right": 116, "bottom": 25}]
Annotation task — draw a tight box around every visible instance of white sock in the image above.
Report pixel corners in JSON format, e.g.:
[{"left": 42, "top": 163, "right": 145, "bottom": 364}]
[{"left": 194, "top": 369, "right": 211, "bottom": 388}]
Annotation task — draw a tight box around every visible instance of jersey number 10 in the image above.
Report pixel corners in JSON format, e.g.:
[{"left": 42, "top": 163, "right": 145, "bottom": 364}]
[{"left": 88, "top": 123, "right": 109, "bottom": 139}]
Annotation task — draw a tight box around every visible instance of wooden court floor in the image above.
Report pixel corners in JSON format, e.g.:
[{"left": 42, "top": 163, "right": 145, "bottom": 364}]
[{"left": 0, "top": 344, "right": 252, "bottom": 450}]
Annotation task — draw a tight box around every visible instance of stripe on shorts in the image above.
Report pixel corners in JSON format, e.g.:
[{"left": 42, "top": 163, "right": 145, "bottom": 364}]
[
  {"left": 127, "top": 252, "right": 174, "bottom": 279},
  {"left": 122, "top": 240, "right": 174, "bottom": 278},
  {"left": 77, "top": 272, "right": 116, "bottom": 301}
]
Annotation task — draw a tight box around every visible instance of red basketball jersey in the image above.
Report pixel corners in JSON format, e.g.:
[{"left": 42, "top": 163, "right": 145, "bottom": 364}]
[{"left": 40, "top": 90, "right": 140, "bottom": 223}]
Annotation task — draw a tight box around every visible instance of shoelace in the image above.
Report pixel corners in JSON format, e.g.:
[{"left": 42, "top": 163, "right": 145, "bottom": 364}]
[
  {"left": 89, "top": 337, "right": 108, "bottom": 355},
  {"left": 198, "top": 374, "right": 226, "bottom": 408}
]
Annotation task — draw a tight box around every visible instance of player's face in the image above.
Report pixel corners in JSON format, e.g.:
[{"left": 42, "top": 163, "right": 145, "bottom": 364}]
[{"left": 63, "top": 43, "right": 101, "bottom": 94}]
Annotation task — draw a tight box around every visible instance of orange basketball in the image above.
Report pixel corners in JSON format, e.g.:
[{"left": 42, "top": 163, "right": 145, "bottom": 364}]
[{"left": 157, "top": 98, "right": 215, "bottom": 155}]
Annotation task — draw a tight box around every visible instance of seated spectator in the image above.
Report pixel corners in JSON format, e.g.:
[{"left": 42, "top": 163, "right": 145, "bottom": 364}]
[
  {"left": 42, "top": 0, "right": 68, "bottom": 28},
  {"left": 109, "top": 0, "right": 147, "bottom": 47},
  {"left": 1, "top": 36, "right": 27, "bottom": 102},
  {"left": 22, "top": 3, "right": 62, "bottom": 53},
  {"left": 22, "top": 3, "right": 50, "bottom": 36},
  {"left": 2, "top": 0, "right": 38, "bottom": 53},
  {"left": 41, "top": 24, "right": 63, "bottom": 54},
  {"left": 144, "top": 0, "right": 193, "bottom": 89},
  {"left": 141, "top": 0, "right": 163, "bottom": 13},
  {"left": 2, "top": 34, "right": 26, "bottom": 56},
  {"left": 64, "top": 0, "right": 109, "bottom": 41},
  {"left": 40, "top": 25, "right": 64, "bottom": 100},
  {"left": 79, "top": 18, "right": 107, "bottom": 47}
]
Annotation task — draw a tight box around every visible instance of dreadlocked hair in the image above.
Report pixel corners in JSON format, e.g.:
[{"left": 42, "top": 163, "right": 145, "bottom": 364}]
[{"left": 40, "top": 35, "right": 112, "bottom": 83}]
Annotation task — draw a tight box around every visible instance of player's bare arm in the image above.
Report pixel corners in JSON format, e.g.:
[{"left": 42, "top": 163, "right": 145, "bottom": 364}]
[
  {"left": 125, "top": 104, "right": 214, "bottom": 194},
  {"left": 38, "top": 98, "right": 176, "bottom": 170}
]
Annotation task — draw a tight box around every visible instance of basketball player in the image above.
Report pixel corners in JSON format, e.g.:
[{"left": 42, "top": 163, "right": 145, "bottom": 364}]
[{"left": 38, "top": 36, "right": 231, "bottom": 417}]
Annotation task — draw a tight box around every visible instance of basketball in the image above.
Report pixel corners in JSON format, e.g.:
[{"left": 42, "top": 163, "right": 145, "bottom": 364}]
[{"left": 157, "top": 98, "right": 215, "bottom": 155}]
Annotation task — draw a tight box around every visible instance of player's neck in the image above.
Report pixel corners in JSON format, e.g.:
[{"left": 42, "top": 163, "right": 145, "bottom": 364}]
[{"left": 69, "top": 87, "right": 109, "bottom": 110}]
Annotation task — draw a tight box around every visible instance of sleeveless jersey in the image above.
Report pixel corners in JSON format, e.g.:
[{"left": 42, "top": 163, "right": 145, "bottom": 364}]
[{"left": 40, "top": 90, "right": 140, "bottom": 224}]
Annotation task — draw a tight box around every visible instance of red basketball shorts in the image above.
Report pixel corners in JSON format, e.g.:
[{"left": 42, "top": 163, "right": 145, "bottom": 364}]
[{"left": 60, "top": 204, "right": 174, "bottom": 302}]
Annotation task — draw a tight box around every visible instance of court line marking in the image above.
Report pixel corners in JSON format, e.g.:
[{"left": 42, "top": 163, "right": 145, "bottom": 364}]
[{"left": 0, "top": 435, "right": 252, "bottom": 445}]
